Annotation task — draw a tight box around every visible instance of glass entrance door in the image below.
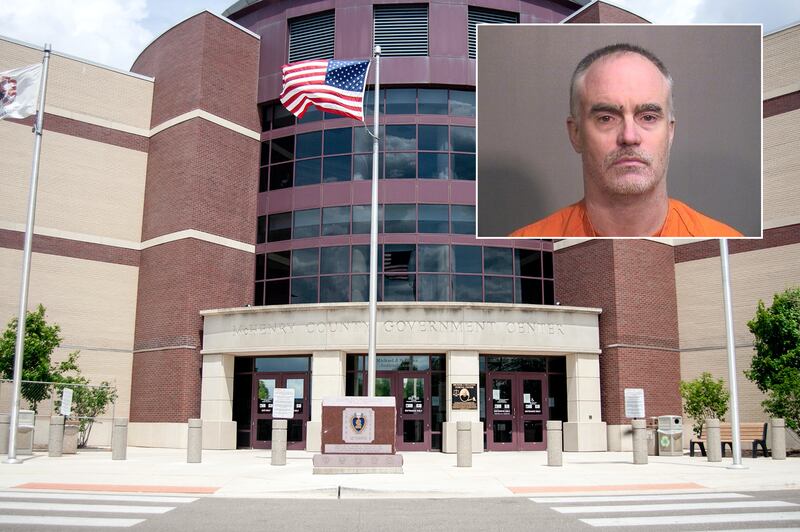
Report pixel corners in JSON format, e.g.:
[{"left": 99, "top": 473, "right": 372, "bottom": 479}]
[
  {"left": 486, "top": 372, "right": 547, "bottom": 451},
  {"left": 251, "top": 372, "right": 308, "bottom": 450},
  {"left": 376, "top": 371, "right": 431, "bottom": 450}
]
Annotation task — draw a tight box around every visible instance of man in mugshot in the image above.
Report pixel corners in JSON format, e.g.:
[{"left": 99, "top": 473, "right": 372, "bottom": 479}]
[{"left": 510, "top": 43, "right": 742, "bottom": 238}]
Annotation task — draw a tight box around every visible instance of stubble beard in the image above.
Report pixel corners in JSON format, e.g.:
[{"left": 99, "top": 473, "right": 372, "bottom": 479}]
[{"left": 587, "top": 147, "right": 670, "bottom": 197}]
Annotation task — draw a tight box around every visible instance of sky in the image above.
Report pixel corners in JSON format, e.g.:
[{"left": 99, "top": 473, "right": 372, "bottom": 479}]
[{"left": 1, "top": 0, "right": 799, "bottom": 71}]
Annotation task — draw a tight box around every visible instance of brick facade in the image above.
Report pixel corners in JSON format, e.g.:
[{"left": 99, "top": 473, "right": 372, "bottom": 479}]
[{"left": 565, "top": 2, "right": 649, "bottom": 24}]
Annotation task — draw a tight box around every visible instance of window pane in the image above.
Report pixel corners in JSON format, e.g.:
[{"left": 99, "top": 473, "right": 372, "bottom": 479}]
[
  {"left": 324, "top": 128, "right": 352, "bottom": 155},
  {"left": 255, "top": 281, "right": 264, "bottom": 305},
  {"left": 295, "top": 158, "right": 321, "bottom": 186},
  {"left": 418, "top": 274, "right": 450, "bottom": 301},
  {"left": 292, "top": 247, "right": 319, "bottom": 276},
  {"left": 271, "top": 136, "right": 294, "bottom": 162},
  {"left": 453, "top": 275, "right": 482, "bottom": 302},
  {"left": 385, "top": 204, "right": 416, "bottom": 233},
  {"left": 544, "top": 279, "right": 555, "bottom": 305},
  {"left": 452, "top": 245, "right": 481, "bottom": 273},
  {"left": 418, "top": 153, "right": 449, "bottom": 179},
  {"left": 384, "top": 274, "right": 416, "bottom": 301},
  {"left": 451, "top": 205, "right": 475, "bottom": 234},
  {"left": 257, "top": 215, "right": 266, "bottom": 244},
  {"left": 352, "top": 245, "right": 382, "bottom": 273},
  {"left": 451, "top": 126, "right": 476, "bottom": 152},
  {"left": 485, "top": 276, "right": 513, "bottom": 303},
  {"left": 386, "top": 88, "right": 416, "bottom": 114},
  {"left": 322, "top": 155, "right": 351, "bottom": 182},
  {"left": 267, "top": 212, "right": 291, "bottom": 242},
  {"left": 266, "top": 251, "right": 291, "bottom": 279},
  {"left": 449, "top": 90, "right": 475, "bottom": 117},
  {"left": 297, "top": 106, "right": 323, "bottom": 123},
  {"left": 418, "top": 204, "right": 449, "bottom": 233},
  {"left": 260, "top": 141, "right": 270, "bottom": 166},
  {"left": 296, "top": 131, "right": 322, "bottom": 159},
  {"left": 354, "top": 153, "right": 383, "bottom": 180},
  {"left": 320, "top": 245, "right": 349, "bottom": 274},
  {"left": 418, "top": 125, "right": 449, "bottom": 151},
  {"left": 269, "top": 162, "right": 293, "bottom": 190},
  {"left": 484, "top": 246, "right": 512, "bottom": 275},
  {"left": 351, "top": 274, "right": 379, "bottom": 302},
  {"left": 543, "top": 251, "right": 554, "bottom": 278},
  {"left": 255, "top": 254, "right": 266, "bottom": 281},
  {"left": 418, "top": 89, "right": 448, "bottom": 114},
  {"left": 516, "top": 277, "right": 543, "bottom": 304},
  {"left": 451, "top": 154, "right": 475, "bottom": 180},
  {"left": 291, "top": 277, "right": 318, "bottom": 304},
  {"left": 363, "top": 89, "right": 384, "bottom": 118},
  {"left": 386, "top": 153, "right": 416, "bottom": 178},
  {"left": 516, "top": 249, "right": 542, "bottom": 277},
  {"left": 265, "top": 279, "right": 290, "bottom": 305},
  {"left": 273, "top": 106, "right": 295, "bottom": 129},
  {"left": 418, "top": 244, "right": 449, "bottom": 272},
  {"left": 261, "top": 105, "right": 272, "bottom": 131},
  {"left": 293, "top": 208, "right": 320, "bottom": 239},
  {"left": 352, "top": 205, "right": 372, "bottom": 234},
  {"left": 353, "top": 126, "right": 373, "bottom": 153},
  {"left": 322, "top": 206, "right": 350, "bottom": 235},
  {"left": 259, "top": 167, "right": 268, "bottom": 192},
  {"left": 384, "top": 244, "right": 416, "bottom": 273},
  {"left": 320, "top": 275, "right": 349, "bottom": 302},
  {"left": 386, "top": 125, "right": 416, "bottom": 151}
]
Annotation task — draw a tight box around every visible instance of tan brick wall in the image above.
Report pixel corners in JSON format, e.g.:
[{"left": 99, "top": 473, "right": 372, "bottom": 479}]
[
  {"left": 764, "top": 25, "right": 800, "bottom": 96},
  {"left": 0, "top": 38, "right": 153, "bottom": 132},
  {"left": 764, "top": 108, "right": 800, "bottom": 228}
]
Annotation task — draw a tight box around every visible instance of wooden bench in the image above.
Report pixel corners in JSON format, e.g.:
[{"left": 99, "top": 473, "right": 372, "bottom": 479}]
[{"left": 689, "top": 422, "right": 768, "bottom": 458}]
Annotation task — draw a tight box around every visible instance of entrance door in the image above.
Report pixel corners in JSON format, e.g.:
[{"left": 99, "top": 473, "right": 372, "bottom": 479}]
[
  {"left": 486, "top": 372, "right": 547, "bottom": 451},
  {"left": 376, "top": 371, "right": 430, "bottom": 450},
  {"left": 251, "top": 373, "right": 308, "bottom": 450}
]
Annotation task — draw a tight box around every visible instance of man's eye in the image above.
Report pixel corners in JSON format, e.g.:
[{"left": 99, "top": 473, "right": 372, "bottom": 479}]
[
  {"left": 640, "top": 114, "right": 658, "bottom": 122},
  {"left": 597, "top": 115, "right": 613, "bottom": 123}
]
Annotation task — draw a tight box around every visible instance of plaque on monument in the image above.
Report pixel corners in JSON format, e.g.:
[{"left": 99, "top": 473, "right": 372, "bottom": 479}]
[{"left": 451, "top": 383, "right": 477, "bottom": 410}]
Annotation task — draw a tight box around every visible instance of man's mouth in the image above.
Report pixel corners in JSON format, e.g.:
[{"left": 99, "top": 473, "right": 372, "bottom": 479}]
[{"left": 611, "top": 157, "right": 648, "bottom": 167}]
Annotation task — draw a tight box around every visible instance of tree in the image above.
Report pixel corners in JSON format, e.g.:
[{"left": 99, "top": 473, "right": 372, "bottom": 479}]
[
  {"left": 679, "top": 372, "right": 730, "bottom": 437},
  {"left": 56, "top": 380, "right": 119, "bottom": 448},
  {"left": 746, "top": 287, "right": 800, "bottom": 431}
]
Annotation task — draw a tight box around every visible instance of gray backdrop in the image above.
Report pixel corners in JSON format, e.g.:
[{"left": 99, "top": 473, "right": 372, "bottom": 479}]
[{"left": 476, "top": 25, "right": 762, "bottom": 237}]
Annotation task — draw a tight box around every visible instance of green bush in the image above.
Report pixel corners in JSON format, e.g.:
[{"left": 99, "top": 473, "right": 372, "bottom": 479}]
[{"left": 679, "top": 372, "right": 730, "bottom": 438}]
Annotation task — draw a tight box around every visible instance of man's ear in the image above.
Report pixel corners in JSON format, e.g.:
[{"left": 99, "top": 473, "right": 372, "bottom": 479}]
[
  {"left": 567, "top": 116, "right": 582, "bottom": 153},
  {"left": 668, "top": 118, "right": 675, "bottom": 148}
]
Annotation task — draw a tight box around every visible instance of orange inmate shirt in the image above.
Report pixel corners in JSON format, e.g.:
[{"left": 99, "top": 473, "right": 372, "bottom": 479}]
[{"left": 509, "top": 198, "right": 743, "bottom": 238}]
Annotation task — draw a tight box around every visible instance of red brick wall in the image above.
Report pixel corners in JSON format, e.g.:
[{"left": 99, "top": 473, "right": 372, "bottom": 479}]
[
  {"left": 0, "top": 229, "right": 139, "bottom": 266},
  {"left": 764, "top": 90, "right": 800, "bottom": 118},
  {"left": 675, "top": 224, "right": 800, "bottom": 263},
  {"left": 566, "top": 2, "right": 650, "bottom": 24},
  {"left": 129, "top": 348, "right": 202, "bottom": 423},
  {"left": 8, "top": 113, "right": 148, "bottom": 152}
]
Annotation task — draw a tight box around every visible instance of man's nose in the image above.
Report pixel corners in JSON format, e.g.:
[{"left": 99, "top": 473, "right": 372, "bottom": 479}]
[{"left": 617, "top": 116, "right": 641, "bottom": 145}]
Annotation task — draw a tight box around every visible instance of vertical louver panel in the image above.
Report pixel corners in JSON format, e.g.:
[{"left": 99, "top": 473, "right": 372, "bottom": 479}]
[
  {"left": 288, "top": 10, "right": 335, "bottom": 63},
  {"left": 374, "top": 4, "right": 428, "bottom": 57},
  {"left": 468, "top": 7, "right": 519, "bottom": 59}
]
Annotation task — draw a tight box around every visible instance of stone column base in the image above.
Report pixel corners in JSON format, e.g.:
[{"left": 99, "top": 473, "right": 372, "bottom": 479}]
[
  {"left": 202, "top": 421, "right": 236, "bottom": 449},
  {"left": 306, "top": 421, "right": 321, "bottom": 452},
  {"left": 442, "top": 421, "right": 483, "bottom": 453},
  {"left": 607, "top": 424, "right": 633, "bottom": 451},
  {"left": 563, "top": 421, "right": 607, "bottom": 451}
]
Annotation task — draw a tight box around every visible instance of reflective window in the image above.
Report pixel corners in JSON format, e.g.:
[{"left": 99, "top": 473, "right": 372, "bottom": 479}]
[
  {"left": 269, "top": 162, "right": 293, "bottom": 190},
  {"left": 296, "top": 131, "right": 322, "bottom": 159},
  {"left": 323, "top": 155, "right": 351, "bottom": 182},
  {"left": 543, "top": 251, "right": 554, "bottom": 278},
  {"left": 418, "top": 125, "right": 448, "bottom": 151},
  {"left": 451, "top": 154, "right": 475, "bottom": 180},
  {"left": 353, "top": 153, "right": 383, "bottom": 180},
  {"left": 485, "top": 276, "right": 513, "bottom": 303},
  {"left": 271, "top": 136, "right": 294, "bottom": 162},
  {"left": 516, "top": 249, "right": 542, "bottom": 277},
  {"left": 386, "top": 88, "right": 416, "bottom": 114},
  {"left": 386, "top": 125, "right": 417, "bottom": 151},
  {"left": 450, "top": 90, "right": 476, "bottom": 117},
  {"left": 384, "top": 274, "right": 416, "bottom": 301},
  {"left": 294, "top": 158, "right": 321, "bottom": 186},
  {"left": 324, "top": 128, "right": 352, "bottom": 155},
  {"left": 418, "top": 153, "right": 449, "bottom": 179},
  {"left": 385, "top": 204, "right": 416, "bottom": 233},
  {"left": 272, "top": 105, "right": 296, "bottom": 129},
  {"left": 353, "top": 126, "right": 374, "bottom": 153},
  {"left": 516, "top": 277, "right": 543, "bottom": 304},
  {"left": 293, "top": 208, "right": 320, "bottom": 239},
  {"left": 322, "top": 206, "right": 350, "bottom": 235},
  {"left": 257, "top": 215, "right": 266, "bottom": 244},
  {"left": 451, "top": 126, "right": 476, "bottom": 152},
  {"left": 255, "top": 356, "right": 310, "bottom": 372},
  {"left": 351, "top": 274, "right": 369, "bottom": 302},
  {"left": 454, "top": 275, "right": 482, "bottom": 302},
  {"left": 451, "top": 205, "right": 475, "bottom": 234},
  {"left": 352, "top": 205, "right": 373, "bottom": 234},
  {"left": 259, "top": 167, "right": 268, "bottom": 192},
  {"left": 544, "top": 279, "right": 555, "bottom": 305},
  {"left": 418, "top": 89, "right": 448, "bottom": 114},
  {"left": 255, "top": 281, "right": 264, "bottom": 305},
  {"left": 266, "top": 251, "right": 291, "bottom": 279},
  {"left": 291, "top": 277, "right": 318, "bottom": 304},
  {"left": 267, "top": 212, "right": 291, "bottom": 242},
  {"left": 255, "top": 254, "right": 265, "bottom": 281},
  {"left": 453, "top": 245, "right": 482, "bottom": 273},
  {"left": 418, "top": 204, "right": 449, "bottom": 233},
  {"left": 386, "top": 153, "right": 416, "bottom": 178},
  {"left": 292, "top": 248, "right": 319, "bottom": 276},
  {"left": 320, "top": 245, "right": 349, "bottom": 274},
  {"left": 484, "top": 247, "right": 513, "bottom": 275},
  {"left": 297, "top": 107, "right": 323, "bottom": 124},
  {"left": 320, "top": 275, "right": 349, "bottom": 302},
  {"left": 265, "top": 279, "right": 290, "bottom": 304},
  {"left": 260, "top": 141, "right": 270, "bottom": 166},
  {"left": 352, "top": 245, "right": 382, "bottom": 273},
  {"left": 418, "top": 274, "right": 450, "bottom": 301},
  {"left": 418, "top": 244, "right": 449, "bottom": 272},
  {"left": 384, "top": 244, "right": 416, "bottom": 273}
]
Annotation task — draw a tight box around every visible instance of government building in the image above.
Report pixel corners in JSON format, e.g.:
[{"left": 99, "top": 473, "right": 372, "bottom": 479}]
[{"left": 1, "top": 0, "right": 797, "bottom": 453}]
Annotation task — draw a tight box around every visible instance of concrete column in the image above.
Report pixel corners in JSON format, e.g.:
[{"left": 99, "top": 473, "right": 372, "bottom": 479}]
[
  {"left": 706, "top": 418, "right": 721, "bottom": 462},
  {"left": 199, "top": 353, "right": 236, "bottom": 450},
  {"left": 564, "top": 353, "right": 607, "bottom": 452},
  {"left": 771, "top": 418, "right": 786, "bottom": 460},
  {"left": 112, "top": 418, "right": 128, "bottom": 460},
  {"left": 271, "top": 419, "right": 287, "bottom": 466},
  {"left": 0, "top": 413, "right": 9, "bottom": 454},
  {"left": 48, "top": 416, "right": 65, "bottom": 457},
  {"left": 443, "top": 351, "right": 482, "bottom": 454},
  {"left": 187, "top": 419, "right": 202, "bottom": 463},
  {"left": 547, "top": 420, "right": 563, "bottom": 466},
  {"left": 307, "top": 350, "right": 346, "bottom": 452},
  {"left": 457, "top": 421, "right": 472, "bottom": 467},
  {"left": 632, "top": 419, "right": 647, "bottom": 464}
]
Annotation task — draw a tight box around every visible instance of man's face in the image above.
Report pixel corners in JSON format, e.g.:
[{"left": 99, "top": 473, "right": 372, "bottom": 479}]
[{"left": 567, "top": 53, "right": 675, "bottom": 197}]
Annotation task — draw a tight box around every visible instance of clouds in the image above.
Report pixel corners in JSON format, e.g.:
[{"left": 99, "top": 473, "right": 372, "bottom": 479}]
[{"left": 613, "top": 0, "right": 800, "bottom": 31}]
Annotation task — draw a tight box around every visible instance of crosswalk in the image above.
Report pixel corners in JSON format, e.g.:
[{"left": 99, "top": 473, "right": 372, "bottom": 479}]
[
  {"left": 0, "top": 490, "right": 198, "bottom": 528},
  {"left": 530, "top": 491, "right": 800, "bottom": 530}
]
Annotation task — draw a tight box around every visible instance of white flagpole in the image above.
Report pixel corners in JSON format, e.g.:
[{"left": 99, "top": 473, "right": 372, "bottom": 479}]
[
  {"left": 367, "top": 46, "right": 381, "bottom": 397},
  {"left": 5, "top": 45, "right": 51, "bottom": 465}
]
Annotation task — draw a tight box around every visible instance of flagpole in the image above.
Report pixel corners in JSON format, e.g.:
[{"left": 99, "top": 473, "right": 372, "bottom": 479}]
[
  {"left": 367, "top": 45, "right": 381, "bottom": 397},
  {"left": 720, "top": 238, "right": 745, "bottom": 469},
  {"left": 5, "top": 44, "right": 51, "bottom": 465}
]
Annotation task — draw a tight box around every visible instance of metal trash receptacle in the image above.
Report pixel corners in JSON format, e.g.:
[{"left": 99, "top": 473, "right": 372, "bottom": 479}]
[
  {"left": 657, "top": 415, "right": 683, "bottom": 456},
  {"left": 647, "top": 417, "right": 659, "bottom": 456}
]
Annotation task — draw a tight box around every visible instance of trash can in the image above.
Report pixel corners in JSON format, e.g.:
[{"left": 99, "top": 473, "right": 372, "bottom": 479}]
[
  {"left": 657, "top": 415, "right": 683, "bottom": 456},
  {"left": 647, "top": 417, "right": 659, "bottom": 456}
]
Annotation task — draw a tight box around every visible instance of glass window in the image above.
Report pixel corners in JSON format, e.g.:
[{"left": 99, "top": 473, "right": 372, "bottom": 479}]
[
  {"left": 516, "top": 277, "right": 543, "bottom": 304},
  {"left": 386, "top": 88, "right": 416, "bottom": 114},
  {"left": 452, "top": 245, "right": 482, "bottom": 273},
  {"left": 267, "top": 212, "right": 291, "bottom": 242},
  {"left": 516, "top": 249, "right": 542, "bottom": 277},
  {"left": 255, "top": 281, "right": 264, "bottom": 305},
  {"left": 451, "top": 126, "right": 476, "bottom": 152},
  {"left": 352, "top": 245, "right": 382, "bottom": 273},
  {"left": 384, "top": 244, "right": 416, "bottom": 273},
  {"left": 255, "top": 254, "right": 265, "bottom": 281},
  {"left": 297, "top": 106, "right": 323, "bottom": 123},
  {"left": 255, "top": 356, "right": 310, "bottom": 372},
  {"left": 291, "top": 277, "right": 318, "bottom": 304},
  {"left": 485, "top": 276, "right": 513, "bottom": 303},
  {"left": 384, "top": 274, "right": 416, "bottom": 301},
  {"left": 266, "top": 251, "right": 291, "bottom": 279},
  {"left": 320, "top": 245, "right": 349, "bottom": 274},
  {"left": 385, "top": 204, "right": 416, "bottom": 233},
  {"left": 451, "top": 154, "right": 475, "bottom": 180},
  {"left": 418, "top": 244, "right": 449, "bottom": 272},
  {"left": 269, "top": 162, "right": 293, "bottom": 190},
  {"left": 386, "top": 125, "right": 416, "bottom": 151},
  {"left": 320, "top": 275, "right": 349, "bottom": 303},
  {"left": 418, "top": 153, "right": 449, "bottom": 179},
  {"left": 386, "top": 153, "right": 416, "bottom": 178},
  {"left": 322, "top": 206, "right": 351, "bottom": 235},
  {"left": 257, "top": 215, "right": 266, "bottom": 244},
  {"left": 322, "top": 155, "right": 351, "bottom": 182},
  {"left": 260, "top": 105, "right": 272, "bottom": 131},
  {"left": 418, "top": 204, "right": 449, "bottom": 233},
  {"left": 324, "top": 128, "right": 352, "bottom": 155},
  {"left": 272, "top": 105, "right": 295, "bottom": 129},
  {"left": 271, "top": 136, "right": 294, "bottom": 162},
  {"left": 295, "top": 158, "right": 321, "bottom": 186},
  {"left": 296, "top": 131, "right": 322, "bottom": 159},
  {"left": 543, "top": 251, "right": 554, "bottom": 279},
  {"left": 418, "top": 274, "right": 450, "bottom": 301},
  {"left": 418, "top": 89, "right": 448, "bottom": 114},
  {"left": 451, "top": 205, "right": 475, "bottom": 234},
  {"left": 352, "top": 205, "right": 375, "bottom": 234},
  {"left": 449, "top": 90, "right": 475, "bottom": 117},
  {"left": 418, "top": 125, "right": 449, "bottom": 151},
  {"left": 353, "top": 153, "right": 383, "bottom": 180},
  {"left": 351, "top": 274, "right": 378, "bottom": 302},
  {"left": 292, "top": 247, "right": 319, "bottom": 276},
  {"left": 453, "top": 275, "right": 482, "bottom": 302},
  {"left": 354, "top": 126, "right": 373, "bottom": 153},
  {"left": 259, "top": 167, "right": 268, "bottom": 192},
  {"left": 363, "top": 89, "right": 385, "bottom": 117},
  {"left": 484, "top": 246, "right": 512, "bottom": 275},
  {"left": 265, "top": 279, "right": 290, "bottom": 305},
  {"left": 260, "top": 141, "right": 270, "bottom": 166},
  {"left": 544, "top": 280, "right": 555, "bottom": 305},
  {"left": 293, "top": 208, "right": 320, "bottom": 239}
]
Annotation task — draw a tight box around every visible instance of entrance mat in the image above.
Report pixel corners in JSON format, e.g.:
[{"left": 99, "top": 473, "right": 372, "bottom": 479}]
[
  {"left": 508, "top": 482, "right": 705, "bottom": 494},
  {"left": 14, "top": 483, "right": 219, "bottom": 494}
]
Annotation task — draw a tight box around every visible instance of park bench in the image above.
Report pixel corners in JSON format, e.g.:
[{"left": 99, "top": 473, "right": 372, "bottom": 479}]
[{"left": 689, "top": 421, "right": 768, "bottom": 458}]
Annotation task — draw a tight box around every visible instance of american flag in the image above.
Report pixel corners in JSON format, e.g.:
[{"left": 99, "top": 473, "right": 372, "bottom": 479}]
[{"left": 280, "top": 59, "right": 370, "bottom": 121}]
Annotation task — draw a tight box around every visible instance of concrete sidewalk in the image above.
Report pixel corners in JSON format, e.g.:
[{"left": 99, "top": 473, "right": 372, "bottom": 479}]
[{"left": 1, "top": 448, "right": 798, "bottom": 498}]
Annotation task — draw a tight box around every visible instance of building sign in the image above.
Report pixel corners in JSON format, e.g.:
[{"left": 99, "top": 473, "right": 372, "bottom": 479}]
[
  {"left": 272, "top": 388, "right": 295, "bottom": 419},
  {"left": 404, "top": 397, "right": 423, "bottom": 415},
  {"left": 342, "top": 407, "right": 375, "bottom": 443},
  {"left": 624, "top": 388, "right": 646, "bottom": 418},
  {"left": 523, "top": 393, "right": 542, "bottom": 415},
  {"left": 451, "top": 383, "right": 477, "bottom": 410},
  {"left": 257, "top": 379, "right": 274, "bottom": 414},
  {"left": 493, "top": 389, "right": 511, "bottom": 415},
  {"left": 59, "top": 388, "right": 73, "bottom": 417}
]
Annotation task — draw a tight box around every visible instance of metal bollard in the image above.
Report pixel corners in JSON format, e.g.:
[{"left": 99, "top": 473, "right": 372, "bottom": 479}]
[
  {"left": 632, "top": 419, "right": 648, "bottom": 464},
  {"left": 112, "top": 418, "right": 128, "bottom": 461},
  {"left": 187, "top": 419, "right": 202, "bottom": 463},
  {"left": 457, "top": 421, "right": 472, "bottom": 467},
  {"left": 271, "top": 419, "right": 287, "bottom": 466},
  {"left": 0, "top": 413, "right": 9, "bottom": 455},
  {"left": 48, "top": 416, "right": 65, "bottom": 457},
  {"left": 771, "top": 418, "right": 786, "bottom": 460},
  {"left": 546, "top": 420, "right": 563, "bottom": 466},
  {"left": 706, "top": 418, "right": 721, "bottom": 462}
]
